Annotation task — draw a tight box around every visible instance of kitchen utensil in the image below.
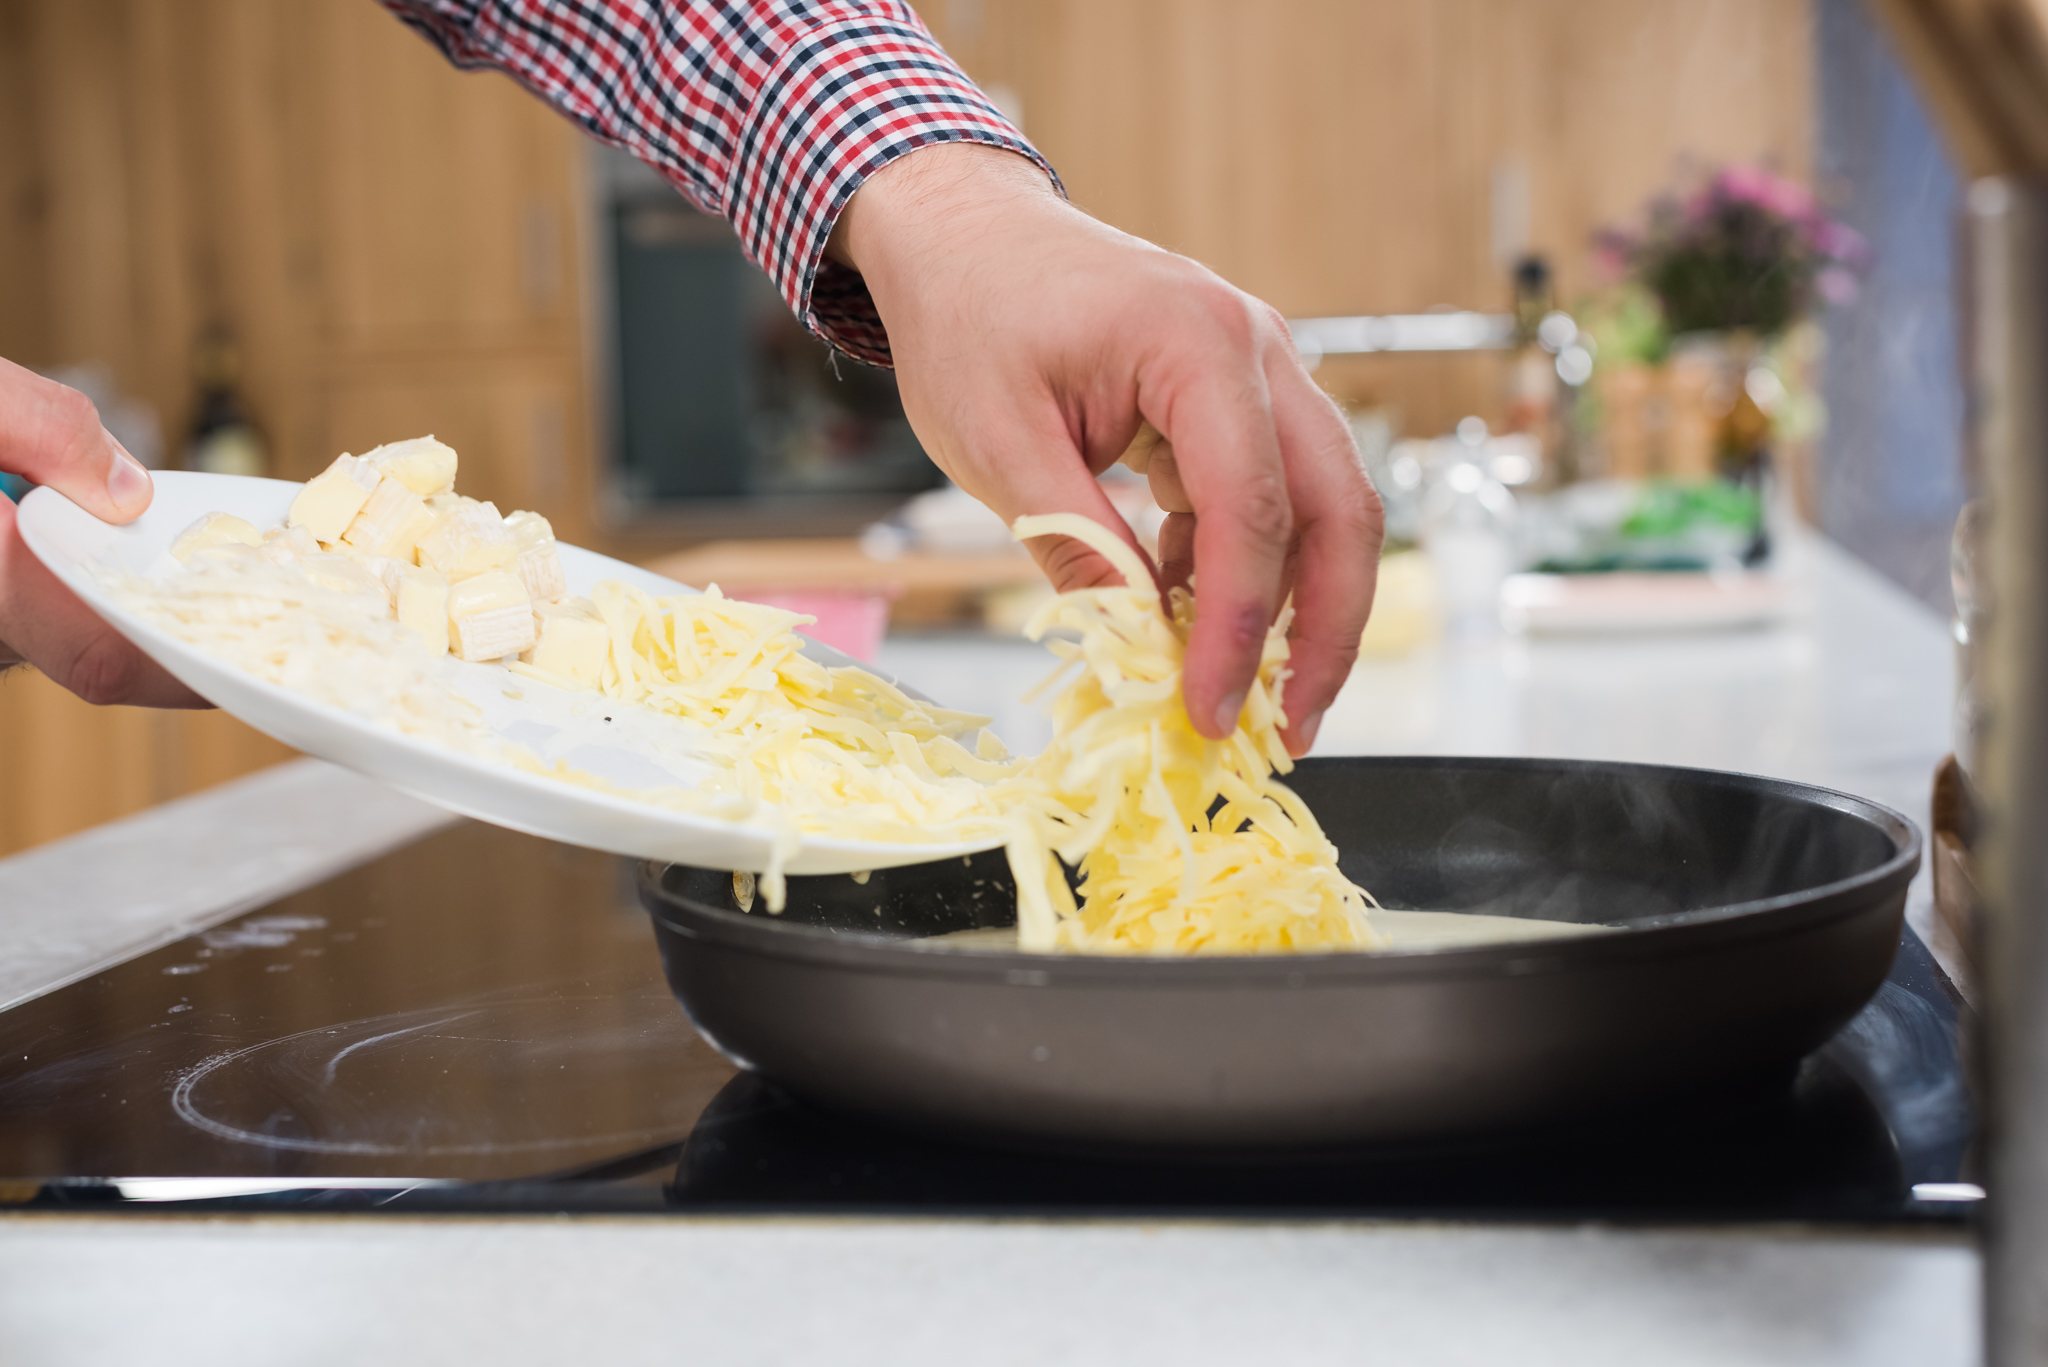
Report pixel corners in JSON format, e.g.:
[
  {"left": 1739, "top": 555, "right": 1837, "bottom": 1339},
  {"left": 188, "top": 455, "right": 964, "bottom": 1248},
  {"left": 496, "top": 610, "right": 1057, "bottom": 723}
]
[
  {"left": 642, "top": 755, "right": 1919, "bottom": 1150},
  {"left": 17, "top": 471, "right": 998, "bottom": 875}
]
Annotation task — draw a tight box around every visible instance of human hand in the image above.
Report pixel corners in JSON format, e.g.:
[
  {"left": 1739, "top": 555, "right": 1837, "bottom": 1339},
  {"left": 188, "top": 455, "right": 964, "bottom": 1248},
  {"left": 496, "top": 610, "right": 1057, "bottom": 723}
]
[
  {"left": 0, "top": 359, "right": 207, "bottom": 706},
  {"left": 828, "top": 144, "right": 1381, "bottom": 755}
]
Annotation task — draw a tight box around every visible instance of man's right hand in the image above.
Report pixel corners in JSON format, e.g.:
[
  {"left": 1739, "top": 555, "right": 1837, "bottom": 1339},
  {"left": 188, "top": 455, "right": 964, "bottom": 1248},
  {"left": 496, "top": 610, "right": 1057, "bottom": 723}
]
[
  {"left": 827, "top": 144, "right": 1381, "bottom": 755},
  {"left": 0, "top": 358, "right": 207, "bottom": 707}
]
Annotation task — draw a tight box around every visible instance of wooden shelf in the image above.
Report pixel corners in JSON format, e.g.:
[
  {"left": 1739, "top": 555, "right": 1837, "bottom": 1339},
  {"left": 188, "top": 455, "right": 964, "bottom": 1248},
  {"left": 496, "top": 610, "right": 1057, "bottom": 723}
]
[{"left": 644, "top": 539, "right": 1045, "bottom": 629}]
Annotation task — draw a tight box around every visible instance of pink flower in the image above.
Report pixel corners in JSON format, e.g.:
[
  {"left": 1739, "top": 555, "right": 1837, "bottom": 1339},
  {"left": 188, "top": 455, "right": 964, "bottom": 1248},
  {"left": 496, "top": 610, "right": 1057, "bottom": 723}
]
[
  {"left": 1714, "top": 165, "right": 1816, "bottom": 220},
  {"left": 1814, "top": 220, "right": 1869, "bottom": 266},
  {"left": 1817, "top": 265, "right": 1860, "bottom": 306},
  {"left": 1591, "top": 229, "right": 1635, "bottom": 283}
]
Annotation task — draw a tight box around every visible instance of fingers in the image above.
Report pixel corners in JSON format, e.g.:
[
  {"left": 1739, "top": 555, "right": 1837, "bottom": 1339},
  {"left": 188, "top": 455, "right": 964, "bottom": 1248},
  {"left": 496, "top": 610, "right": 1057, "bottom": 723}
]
[
  {"left": 1144, "top": 442, "right": 1192, "bottom": 516},
  {"left": 0, "top": 359, "right": 192, "bottom": 705},
  {"left": 0, "top": 498, "right": 207, "bottom": 707},
  {"left": 1265, "top": 361, "right": 1382, "bottom": 756},
  {"left": 957, "top": 413, "right": 1155, "bottom": 595},
  {"left": 1115, "top": 421, "right": 1165, "bottom": 475},
  {"left": 1155, "top": 510, "right": 1195, "bottom": 594},
  {"left": 1151, "top": 348, "right": 1292, "bottom": 741},
  {"left": 0, "top": 359, "right": 153, "bottom": 524}
]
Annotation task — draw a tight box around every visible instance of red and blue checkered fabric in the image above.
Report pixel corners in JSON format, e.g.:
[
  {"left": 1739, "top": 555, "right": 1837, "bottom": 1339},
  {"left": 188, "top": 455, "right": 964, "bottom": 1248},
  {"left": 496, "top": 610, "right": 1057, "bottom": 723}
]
[{"left": 377, "top": 1, "right": 1057, "bottom": 365}]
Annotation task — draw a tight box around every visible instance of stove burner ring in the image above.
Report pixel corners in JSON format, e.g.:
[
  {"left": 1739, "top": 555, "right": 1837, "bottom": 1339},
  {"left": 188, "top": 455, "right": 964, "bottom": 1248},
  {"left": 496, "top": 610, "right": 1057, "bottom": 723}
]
[{"left": 170, "top": 993, "right": 704, "bottom": 1157}]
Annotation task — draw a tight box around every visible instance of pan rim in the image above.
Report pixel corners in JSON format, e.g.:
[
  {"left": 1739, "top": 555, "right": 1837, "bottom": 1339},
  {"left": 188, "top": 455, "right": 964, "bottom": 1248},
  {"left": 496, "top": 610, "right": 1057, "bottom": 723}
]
[{"left": 640, "top": 755, "right": 1923, "bottom": 984}]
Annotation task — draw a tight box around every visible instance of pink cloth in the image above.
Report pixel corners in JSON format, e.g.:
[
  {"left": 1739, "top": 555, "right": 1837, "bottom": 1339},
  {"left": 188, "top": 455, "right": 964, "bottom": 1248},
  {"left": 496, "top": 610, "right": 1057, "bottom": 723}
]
[{"left": 739, "top": 590, "right": 892, "bottom": 662}]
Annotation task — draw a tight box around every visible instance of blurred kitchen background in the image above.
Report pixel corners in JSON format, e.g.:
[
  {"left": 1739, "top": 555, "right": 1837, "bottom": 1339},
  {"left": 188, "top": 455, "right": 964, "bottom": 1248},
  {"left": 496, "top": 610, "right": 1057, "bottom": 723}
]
[{"left": 0, "top": 0, "right": 1966, "bottom": 856}]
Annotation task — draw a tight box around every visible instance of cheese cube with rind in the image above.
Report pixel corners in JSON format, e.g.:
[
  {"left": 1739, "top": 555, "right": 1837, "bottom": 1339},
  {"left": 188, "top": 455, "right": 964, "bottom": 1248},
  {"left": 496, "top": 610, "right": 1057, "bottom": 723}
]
[
  {"left": 170, "top": 512, "right": 263, "bottom": 564},
  {"left": 259, "top": 524, "right": 322, "bottom": 565},
  {"left": 377, "top": 560, "right": 450, "bottom": 652},
  {"left": 446, "top": 569, "right": 534, "bottom": 662},
  {"left": 417, "top": 499, "right": 518, "bottom": 580},
  {"left": 362, "top": 436, "right": 458, "bottom": 498},
  {"left": 520, "top": 596, "right": 607, "bottom": 689},
  {"left": 289, "top": 454, "right": 381, "bottom": 544},
  {"left": 341, "top": 477, "right": 436, "bottom": 560},
  {"left": 503, "top": 509, "right": 567, "bottom": 603},
  {"left": 504, "top": 509, "right": 554, "bottom": 551},
  {"left": 516, "top": 544, "right": 567, "bottom": 603}
]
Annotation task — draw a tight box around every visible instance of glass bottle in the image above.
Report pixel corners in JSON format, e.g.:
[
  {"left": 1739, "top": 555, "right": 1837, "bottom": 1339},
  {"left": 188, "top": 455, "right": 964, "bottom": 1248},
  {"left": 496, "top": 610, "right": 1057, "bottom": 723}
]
[
  {"left": 1421, "top": 419, "right": 1519, "bottom": 637},
  {"left": 184, "top": 329, "right": 268, "bottom": 478}
]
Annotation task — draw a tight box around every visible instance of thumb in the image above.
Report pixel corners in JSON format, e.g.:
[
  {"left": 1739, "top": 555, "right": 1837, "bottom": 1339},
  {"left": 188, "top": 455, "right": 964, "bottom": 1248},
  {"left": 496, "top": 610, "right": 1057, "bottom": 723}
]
[{"left": 0, "top": 359, "right": 153, "bottom": 524}]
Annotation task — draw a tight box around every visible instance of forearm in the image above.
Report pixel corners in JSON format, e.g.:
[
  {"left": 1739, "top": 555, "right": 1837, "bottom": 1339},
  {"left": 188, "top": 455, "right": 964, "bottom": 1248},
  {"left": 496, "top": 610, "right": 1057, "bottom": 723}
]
[
  {"left": 816, "top": 143, "right": 1379, "bottom": 747},
  {"left": 827, "top": 141, "right": 1064, "bottom": 274},
  {"left": 377, "top": 0, "right": 1055, "bottom": 364}
]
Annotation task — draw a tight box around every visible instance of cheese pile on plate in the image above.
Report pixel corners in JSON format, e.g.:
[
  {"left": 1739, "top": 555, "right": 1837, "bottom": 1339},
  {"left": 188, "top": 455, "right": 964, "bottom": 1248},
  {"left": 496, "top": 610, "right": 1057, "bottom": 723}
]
[
  {"left": 518, "top": 576, "right": 1042, "bottom": 908},
  {"left": 170, "top": 438, "right": 589, "bottom": 674},
  {"left": 560, "top": 578, "right": 1023, "bottom": 824},
  {"left": 133, "top": 440, "right": 1379, "bottom": 955},
  {"left": 133, "top": 440, "right": 1038, "bottom": 902}
]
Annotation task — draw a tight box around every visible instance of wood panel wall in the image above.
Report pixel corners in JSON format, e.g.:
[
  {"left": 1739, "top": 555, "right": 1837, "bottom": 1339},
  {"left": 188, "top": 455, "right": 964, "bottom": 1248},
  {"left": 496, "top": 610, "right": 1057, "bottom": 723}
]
[
  {"left": 0, "top": 0, "right": 1811, "bottom": 857},
  {"left": 0, "top": 0, "right": 600, "bottom": 856},
  {"left": 932, "top": 0, "right": 1812, "bottom": 431}
]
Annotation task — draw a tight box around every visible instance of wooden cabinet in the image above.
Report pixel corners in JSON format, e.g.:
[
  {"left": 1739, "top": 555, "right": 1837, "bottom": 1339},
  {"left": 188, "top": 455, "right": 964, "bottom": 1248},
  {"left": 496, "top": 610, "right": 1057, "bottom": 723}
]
[{"left": 0, "top": 0, "right": 599, "bottom": 856}]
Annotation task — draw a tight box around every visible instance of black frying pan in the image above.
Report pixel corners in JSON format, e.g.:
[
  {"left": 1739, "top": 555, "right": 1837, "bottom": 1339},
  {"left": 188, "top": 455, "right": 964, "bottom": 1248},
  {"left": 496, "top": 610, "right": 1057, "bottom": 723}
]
[{"left": 640, "top": 756, "right": 1920, "bottom": 1150}]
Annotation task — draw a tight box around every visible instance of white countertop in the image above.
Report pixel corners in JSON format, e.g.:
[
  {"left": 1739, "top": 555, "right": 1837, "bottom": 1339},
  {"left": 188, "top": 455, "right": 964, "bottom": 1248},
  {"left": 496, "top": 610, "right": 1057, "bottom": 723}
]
[
  {"left": 0, "top": 1216, "right": 1977, "bottom": 1367},
  {"left": 0, "top": 529, "right": 1975, "bottom": 1367}
]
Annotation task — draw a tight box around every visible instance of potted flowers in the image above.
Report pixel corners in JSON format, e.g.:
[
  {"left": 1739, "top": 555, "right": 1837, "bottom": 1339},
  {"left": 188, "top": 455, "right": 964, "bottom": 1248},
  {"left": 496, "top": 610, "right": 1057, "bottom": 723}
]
[{"left": 1584, "top": 167, "right": 1866, "bottom": 560}]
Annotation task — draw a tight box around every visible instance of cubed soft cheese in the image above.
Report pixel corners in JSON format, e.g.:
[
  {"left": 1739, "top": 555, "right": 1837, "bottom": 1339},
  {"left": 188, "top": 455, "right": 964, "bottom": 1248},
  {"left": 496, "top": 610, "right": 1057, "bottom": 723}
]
[
  {"left": 377, "top": 560, "right": 450, "bottom": 652},
  {"left": 288, "top": 454, "right": 381, "bottom": 544},
  {"left": 446, "top": 569, "right": 534, "bottom": 662},
  {"left": 516, "top": 545, "right": 566, "bottom": 603},
  {"left": 521, "top": 597, "right": 608, "bottom": 689},
  {"left": 259, "top": 524, "right": 322, "bottom": 565},
  {"left": 341, "top": 477, "right": 436, "bottom": 560},
  {"left": 503, "top": 509, "right": 567, "bottom": 603},
  {"left": 362, "top": 436, "right": 458, "bottom": 498},
  {"left": 170, "top": 511, "right": 263, "bottom": 564},
  {"left": 504, "top": 509, "right": 554, "bottom": 551},
  {"left": 417, "top": 500, "right": 518, "bottom": 580}
]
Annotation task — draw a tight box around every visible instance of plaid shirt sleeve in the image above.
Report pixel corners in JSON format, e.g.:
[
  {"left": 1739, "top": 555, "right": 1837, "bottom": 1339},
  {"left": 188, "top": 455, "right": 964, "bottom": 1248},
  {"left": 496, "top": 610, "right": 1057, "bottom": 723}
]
[{"left": 376, "top": 0, "right": 1059, "bottom": 366}]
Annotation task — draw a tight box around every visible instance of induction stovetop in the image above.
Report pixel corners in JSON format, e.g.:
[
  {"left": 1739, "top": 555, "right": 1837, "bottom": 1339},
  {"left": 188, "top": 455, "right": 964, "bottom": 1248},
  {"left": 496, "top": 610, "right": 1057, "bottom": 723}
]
[{"left": 0, "top": 820, "right": 1977, "bottom": 1222}]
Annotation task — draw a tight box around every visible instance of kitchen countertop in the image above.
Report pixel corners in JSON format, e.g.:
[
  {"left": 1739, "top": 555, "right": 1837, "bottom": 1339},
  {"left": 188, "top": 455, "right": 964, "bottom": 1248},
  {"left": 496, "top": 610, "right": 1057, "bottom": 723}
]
[{"left": 0, "top": 528, "right": 1974, "bottom": 1367}]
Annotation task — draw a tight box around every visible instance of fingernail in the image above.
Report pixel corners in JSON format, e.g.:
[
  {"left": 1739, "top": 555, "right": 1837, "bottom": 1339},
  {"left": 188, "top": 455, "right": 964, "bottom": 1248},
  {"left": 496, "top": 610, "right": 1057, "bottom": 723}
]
[
  {"left": 105, "top": 437, "right": 151, "bottom": 513},
  {"left": 1295, "top": 709, "right": 1324, "bottom": 751},
  {"left": 1214, "top": 691, "right": 1246, "bottom": 736}
]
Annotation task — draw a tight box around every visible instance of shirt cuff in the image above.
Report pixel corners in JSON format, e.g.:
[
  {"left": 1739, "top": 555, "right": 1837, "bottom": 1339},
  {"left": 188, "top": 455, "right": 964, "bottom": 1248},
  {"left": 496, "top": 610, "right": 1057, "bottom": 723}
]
[{"left": 728, "top": 13, "right": 1061, "bottom": 367}]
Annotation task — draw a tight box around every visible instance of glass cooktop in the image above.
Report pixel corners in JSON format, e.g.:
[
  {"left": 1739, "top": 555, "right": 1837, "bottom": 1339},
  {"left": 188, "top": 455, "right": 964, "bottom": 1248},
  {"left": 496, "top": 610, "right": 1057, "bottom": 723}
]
[{"left": 0, "top": 820, "right": 1976, "bottom": 1222}]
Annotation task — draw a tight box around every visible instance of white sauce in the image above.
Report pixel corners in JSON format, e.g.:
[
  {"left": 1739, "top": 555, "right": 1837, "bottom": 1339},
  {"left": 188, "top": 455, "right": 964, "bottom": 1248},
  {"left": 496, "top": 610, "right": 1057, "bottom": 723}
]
[{"left": 916, "top": 909, "right": 1611, "bottom": 954}]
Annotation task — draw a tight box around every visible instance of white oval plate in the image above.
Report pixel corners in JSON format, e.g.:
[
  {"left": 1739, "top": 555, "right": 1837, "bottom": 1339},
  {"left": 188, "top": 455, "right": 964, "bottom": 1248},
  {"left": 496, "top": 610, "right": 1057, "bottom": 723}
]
[{"left": 18, "top": 471, "right": 1000, "bottom": 874}]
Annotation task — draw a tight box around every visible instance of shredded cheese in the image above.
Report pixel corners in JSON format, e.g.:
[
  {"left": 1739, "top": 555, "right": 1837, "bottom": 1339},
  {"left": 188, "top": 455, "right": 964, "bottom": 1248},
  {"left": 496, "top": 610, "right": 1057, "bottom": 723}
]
[
  {"left": 98, "top": 555, "right": 498, "bottom": 754},
  {"left": 562, "top": 580, "right": 1041, "bottom": 908},
  {"left": 1003, "top": 514, "right": 1382, "bottom": 953},
  {"left": 107, "top": 463, "right": 1380, "bottom": 954}
]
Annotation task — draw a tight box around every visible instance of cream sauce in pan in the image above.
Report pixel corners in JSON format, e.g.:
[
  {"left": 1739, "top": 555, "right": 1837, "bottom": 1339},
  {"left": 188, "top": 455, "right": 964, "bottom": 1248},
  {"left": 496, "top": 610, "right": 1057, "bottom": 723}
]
[{"left": 918, "top": 909, "right": 1611, "bottom": 954}]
